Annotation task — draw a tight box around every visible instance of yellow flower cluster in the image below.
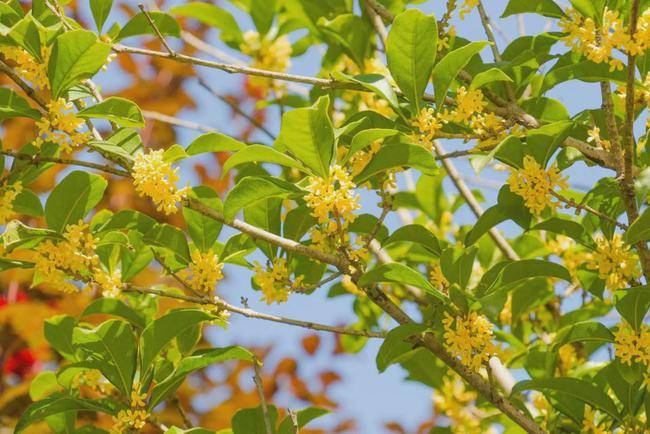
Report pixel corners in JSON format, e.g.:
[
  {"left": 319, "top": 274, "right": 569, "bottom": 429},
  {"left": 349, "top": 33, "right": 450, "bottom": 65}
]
[
  {"left": 582, "top": 406, "right": 610, "bottom": 434},
  {"left": 459, "top": 0, "right": 479, "bottom": 20},
  {"left": 0, "top": 182, "right": 22, "bottom": 225},
  {"left": 443, "top": 312, "right": 497, "bottom": 372},
  {"left": 240, "top": 31, "right": 292, "bottom": 96},
  {"left": 411, "top": 107, "right": 444, "bottom": 151},
  {"left": 614, "top": 321, "right": 650, "bottom": 367},
  {"left": 507, "top": 155, "right": 568, "bottom": 215},
  {"left": 305, "top": 165, "right": 360, "bottom": 230},
  {"left": 253, "top": 258, "right": 304, "bottom": 305},
  {"left": 132, "top": 149, "right": 189, "bottom": 215},
  {"left": 184, "top": 249, "right": 224, "bottom": 293},
  {"left": 111, "top": 387, "right": 149, "bottom": 433},
  {"left": 347, "top": 140, "right": 382, "bottom": 176},
  {"left": 586, "top": 234, "right": 640, "bottom": 291},
  {"left": 34, "top": 221, "right": 100, "bottom": 294},
  {"left": 438, "top": 26, "right": 457, "bottom": 52},
  {"left": 499, "top": 294, "right": 512, "bottom": 325},
  {"left": 0, "top": 45, "right": 50, "bottom": 90},
  {"left": 72, "top": 369, "right": 113, "bottom": 395},
  {"left": 34, "top": 98, "right": 91, "bottom": 152},
  {"left": 560, "top": 8, "right": 650, "bottom": 71},
  {"left": 429, "top": 262, "right": 449, "bottom": 293},
  {"left": 547, "top": 235, "right": 589, "bottom": 283},
  {"left": 432, "top": 374, "right": 482, "bottom": 434},
  {"left": 31, "top": 220, "right": 122, "bottom": 297},
  {"left": 451, "top": 87, "right": 487, "bottom": 123}
]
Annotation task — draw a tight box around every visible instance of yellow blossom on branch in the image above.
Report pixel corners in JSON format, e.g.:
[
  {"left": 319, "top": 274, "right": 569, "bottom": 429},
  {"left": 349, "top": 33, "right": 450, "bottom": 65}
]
[
  {"left": 304, "top": 165, "right": 360, "bottom": 228},
  {"left": 240, "top": 31, "right": 292, "bottom": 96},
  {"left": 34, "top": 98, "right": 91, "bottom": 152},
  {"left": 0, "top": 182, "right": 23, "bottom": 225},
  {"left": 0, "top": 45, "right": 50, "bottom": 90},
  {"left": 253, "top": 258, "right": 304, "bottom": 305},
  {"left": 411, "top": 107, "right": 445, "bottom": 151},
  {"left": 429, "top": 262, "right": 449, "bottom": 293},
  {"left": 586, "top": 234, "right": 640, "bottom": 291},
  {"left": 132, "top": 149, "right": 189, "bottom": 215},
  {"left": 183, "top": 249, "right": 224, "bottom": 294},
  {"left": 613, "top": 321, "right": 650, "bottom": 366},
  {"left": 432, "top": 374, "right": 483, "bottom": 434},
  {"left": 507, "top": 155, "right": 568, "bottom": 215},
  {"left": 443, "top": 311, "right": 497, "bottom": 372}
]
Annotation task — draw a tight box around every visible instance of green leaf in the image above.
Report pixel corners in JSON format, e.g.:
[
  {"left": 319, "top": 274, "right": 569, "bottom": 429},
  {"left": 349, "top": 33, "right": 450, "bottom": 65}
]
[
  {"left": 469, "top": 68, "right": 514, "bottom": 90},
  {"left": 183, "top": 186, "right": 223, "bottom": 252},
  {"left": 551, "top": 321, "right": 614, "bottom": 352},
  {"left": 278, "top": 96, "right": 334, "bottom": 177},
  {"left": 12, "top": 188, "right": 44, "bottom": 217},
  {"left": 626, "top": 207, "right": 650, "bottom": 244},
  {"left": 440, "top": 247, "right": 477, "bottom": 291},
  {"left": 44, "top": 171, "right": 107, "bottom": 232},
  {"left": 232, "top": 405, "right": 279, "bottom": 434},
  {"left": 47, "top": 30, "right": 111, "bottom": 98},
  {"left": 432, "top": 41, "right": 489, "bottom": 107},
  {"left": 250, "top": 0, "right": 275, "bottom": 35},
  {"left": 185, "top": 132, "right": 246, "bottom": 155},
  {"left": 77, "top": 97, "right": 144, "bottom": 128},
  {"left": 117, "top": 11, "right": 180, "bottom": 41},
  {"left": 376, "top": 324, "right": 427, "bottom": 373},
  {"left": 614, "top": 285, "right": 650, "bottom": 331},
  {"left": 9, "top": 16, "right": 41, "bottom": 60},
  {"left": 2, "top": 221, "right": 63, "bottom": 253},
  {"left": 359, "top": 263, "right": 447, "bottom": 302},
  {"left": 478, "top": 259, "right": 571, "bottom": 296},
  {"left": 353, "top": 143, "right": 437, "bottom": 183},
  {"left": 90, "top": 0, "right": 113, "bottom": 33},
  {"left": 569, "top": 0, "right": 605, "bottom": 21},
  {"left": 512, "top": 377, "right": 621, "bottom": 422},
  {"left": 383, "top": 224, "right": 441, "bottom": 256},
  {"left": 139, "top": 308, "right": 215, "bottom": 377},
  {"left": 81, "top": 298, "right": 147, "bottom": 329},
  {"left": 15, "top": 395, "right": 117, "bottom": 433},
  {"left": 222, "top": 145, "right": 306, "bottom": 174},
  {"left": 144, "top": 223, "right": 191, "bottom": 266},
  {"left": 343, "top": 128, "right": 399, "bottom": 163},
  {"left": 332, "top": 71, "right": 400, "bottom": 113},
  {"left": 149, "top": 346, "right": 253, "bottom": 409},
  {"left": 501, "top": 0, "right": 565, "bottom": 18},
  {"left": 170, "top": 2, "right": 242, "bottom": 46},
  {"left": 29, "top": 371, "right": 60, "bottom": 400},
  {"left": 464, "top": 205, "right": 508, "bottom": 246},
  {"left": 44, "top": 315, "right": 77, "bottom": 361},
  {"left": 224, "top": 176, "right": 303, "bottom": 221},
  {"left": 319, "top": 14, "right": 371, "bottom": 67},
  {"left": 0, "top": 87, "right": 41, "bottom": 121},
  {"left": 386, "top": 9, "right": 437, "bottom": 111},
  {"left": 0, "top": 257, "right": 34, "bottom": 271},
  {"left": 531, "top": 217, "right": 596, "bottom": 248},
  {"left": 277, "top": 407, "right": 330, "bottom": 434},
  {"left": 73, "top": 320, "right": 137, "bottom": 395}
]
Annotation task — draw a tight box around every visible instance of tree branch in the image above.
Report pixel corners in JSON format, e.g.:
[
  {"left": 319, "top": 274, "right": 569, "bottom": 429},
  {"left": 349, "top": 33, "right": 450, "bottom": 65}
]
[
  {"left": 252, "top": 356, "right": 273, "bottom": 434},
  {"left": 0, "top": 150, "right": 131, "bottom": 177}
]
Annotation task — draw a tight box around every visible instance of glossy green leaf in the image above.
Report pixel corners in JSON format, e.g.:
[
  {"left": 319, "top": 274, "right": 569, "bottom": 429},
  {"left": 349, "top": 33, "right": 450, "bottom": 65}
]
[
  {"left": 277, "top": 407, "right": 330, "bottom": 434},
  {"left": 614, "top": 286, "right": 650, "bottom": 331},
  {"left": 501, "top": 0, "right": 565, "bottom": 18},
  {"left": 44, "top": 315, "right": 77, "bottom": 361},
  {"left": 81, "top": 298, "right": 147, "bottom": 329},
  {"left": 222, "top": 145, "right": 306, "bottom": 174},
  {"left": 551, "top": 321, "right": 614, "bottom": 352},
  {"left": 432, "top": 41, "right": 489, "bottom": 107},
  {"left": 149, "top": 346, "right": 253, "bottom": 409},
  {"left": 353, "top": 143, "right": 437, "bottom": 183},
  {"left": 12, "top": 188, "right": 44, "bottom": 217},
  {"left": 170, "top": 2, "right": 242, "bottom": 46},
  {"left": 44, "top": 171, "right": 107, "bottom": 232},
  {"left": 376, "top": 324, "right": 427, "bottom": 373},
  {"left": 183, "top": 186, "right": 223, "bottom": 252},
  {"left": 224, "top": 176, "right": 303, "bottom": 221},
  {"left": 469, "top": 68, "right": 514, "bottom": 90},
  {"left": 89, "top": 0, "right": 113, "bottom": 32},
  {"left": 383, "top": 224, "right": 441, "bottom": 255},
  {"left": 0, "top": 87, "right": 41, "bottom": 121},
  {"left": 250, "top": 0, "right": 275, "bottom": 35},
  {"left": 359, "top": 263, "right": 447, "bottom": 302},
  {"left": 15, "top": 395, "right": 117, "bottom": 433},
  {"left": 320, "top": 14, "right": 371, "bottom": 67},
  {"left": 77, "top": 97, "right": 144, "bottom": 127},
  {"left": 465, "top": 205, "right": 508, "bottom": 246},
  {"left": 386, "top": 9, "right": 437, "bottom": 111},
  {"left": 47, "top": 30, "right": 111, "bottom": 98},
  {"left": 73, "top": 320, "right": 137, "bottom": 395},
  {"left": 232, "top": 405, "right": 278, "bottom": 434},
  {"left": 117, "top": 11, "right": 180, "bottom": 41},
  {"left": 185, "top": 132, "right": 246, "bottom": 156},
  {"left": 626, "top": 207, "right": 650, "bottom": 245},
  {"left": 278, "top": 96, "right": 334, "bottom": 177},
  {"left": 2, "top": 221, "right": 63, "bottom": 253},
  {"left": 344, "top": 128, "right": 399, "bottom": 163}
]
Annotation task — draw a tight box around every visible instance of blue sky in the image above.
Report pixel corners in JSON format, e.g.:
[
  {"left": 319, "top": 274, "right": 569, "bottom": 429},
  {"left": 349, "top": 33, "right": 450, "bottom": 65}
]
[{"left": 84, "top": 0, "right": 625, "bottom": 432}]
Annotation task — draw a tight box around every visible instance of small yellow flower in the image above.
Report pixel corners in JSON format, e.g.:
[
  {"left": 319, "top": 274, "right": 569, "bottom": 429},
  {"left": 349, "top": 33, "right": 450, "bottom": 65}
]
[
  {"left": 0, "top": 45, "right": 50, "bottom": 90},
  {"left": 586, "top": 234, "right": 640, "bottom": 291},
  {"left": 443, "top": 312, "right": 497, "bottom": 372},
  {"left": 34, "top": 98, "right": 91, "bottom": 152},
  {"left": 0, "top": 182, "right": 23, "bottom": 225},
  {"left": 432, "top": 373, "right": 482, "bottom": 434},
  {"left": 253, "top": 258, "right": 303, "bottom": 305},
  {"left": 132, "top": 149, "right": 189, "bottom": 215},
  {"left": 459, "top": 0, "right": 478, "bottom": 20},
  {"left": 184, "top": 249, "right": 224, "bottom": 293},
  {"left": 111, "top": 409, "right": 149, "bottom": 433},
  {"left": 411, "top": 107, "right": 445, "bottom": 151},
  {"left": 429, "top": 262, "right": 449, "bottom": 292},
  {"left": 304, "top": 165, "right": 360, "bottom": 228},
  {"left": 581, "top": 405, "right": 610, "bottom": 434},
  {"left": 507, "top": 155, "right": 568, "bottom": 215},
  {"left": 452, "top": 87, "right": 486, "bottom": 123},
  {"left": 93, "top": 268, "right": 123, "bottom": 298},
  {"left": 614, "top": 321, "right": 650, "bottom": 366},
  {"left": 240, "top": 31, "right": 292, "bottom": 96}
]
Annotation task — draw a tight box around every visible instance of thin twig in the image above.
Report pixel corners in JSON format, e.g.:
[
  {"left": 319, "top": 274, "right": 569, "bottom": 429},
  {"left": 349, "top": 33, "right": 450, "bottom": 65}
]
[
  {"left": 198, "top": 78, "right": 276, "bottom": 140},
  {"left": 0, "top": 150, "right": 131, "bottom": 177},
  {"left": 170, "top": 396, "right": 192, "bottom": 428},
  {"left": 143, "top": 110, "right": 216, "bottom": 133},
  {"left": 252, "top": 356, "right": 273, "bottom": 434},
  {"left": 550, "top": 190, "right": 628, "bottom": 230},
  {"left": 138, "top": 3, "right": 176, "bottom": 56}
]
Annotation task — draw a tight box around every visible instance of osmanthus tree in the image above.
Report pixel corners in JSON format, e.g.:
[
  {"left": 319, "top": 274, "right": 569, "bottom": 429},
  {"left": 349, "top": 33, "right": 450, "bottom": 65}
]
[{"left": 0, "top": 0, "right": 650, "bottom": 432}]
